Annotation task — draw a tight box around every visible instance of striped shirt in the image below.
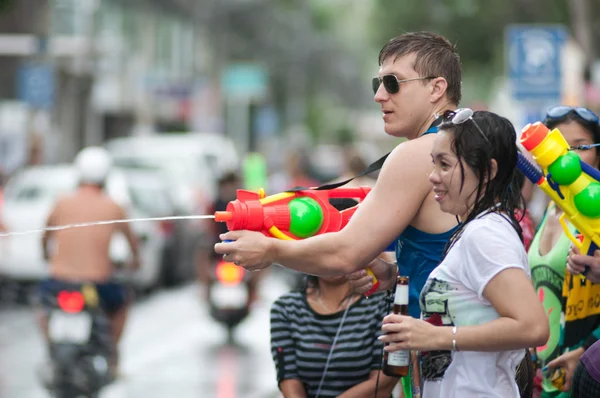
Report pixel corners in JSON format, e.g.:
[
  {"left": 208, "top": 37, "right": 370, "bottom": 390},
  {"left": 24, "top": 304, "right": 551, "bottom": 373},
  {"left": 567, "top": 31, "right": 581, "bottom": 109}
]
[{"left": 270, "top": 291, "right": 389, "bottom": 397}]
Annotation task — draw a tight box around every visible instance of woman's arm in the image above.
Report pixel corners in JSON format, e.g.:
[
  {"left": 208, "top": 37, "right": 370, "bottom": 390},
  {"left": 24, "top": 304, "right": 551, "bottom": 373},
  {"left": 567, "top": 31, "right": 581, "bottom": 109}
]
[
  {"left": 270, "top": 299, "right": 304, "bottom": 393},
  {"left": 338, "top": 371, "right": 398, "bottom": 398},
  {"left": 382, "top": 267, "right": 549, "bottom": 352},
  {"left": 432, "top": 268, "right": 549, "bottom": 351},
  {"left": 280, "top": 379, "right": 307, "bottom": 398}
]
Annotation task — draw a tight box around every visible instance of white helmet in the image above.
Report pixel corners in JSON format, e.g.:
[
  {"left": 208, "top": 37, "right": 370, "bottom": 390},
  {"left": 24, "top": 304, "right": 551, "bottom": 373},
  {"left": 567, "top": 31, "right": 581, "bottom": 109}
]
[{"left": 75, "top": 146, "right": 112, "bottom": 185}]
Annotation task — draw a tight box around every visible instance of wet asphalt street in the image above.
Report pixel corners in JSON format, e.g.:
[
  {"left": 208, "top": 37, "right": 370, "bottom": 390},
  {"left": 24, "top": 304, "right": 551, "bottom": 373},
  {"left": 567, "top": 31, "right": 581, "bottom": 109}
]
[{"left": 0, "top": 275, "right": 291, "bottom": 398}]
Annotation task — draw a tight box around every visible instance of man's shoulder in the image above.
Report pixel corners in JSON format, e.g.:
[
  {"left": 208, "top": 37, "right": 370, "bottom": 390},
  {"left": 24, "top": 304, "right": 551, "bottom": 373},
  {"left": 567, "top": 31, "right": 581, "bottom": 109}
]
[
  {"left": 382, "top": 134, "right": 436, "bottom": 178},
  {"left": 389, "top": 134, "right": 436, "bottom": 158}
]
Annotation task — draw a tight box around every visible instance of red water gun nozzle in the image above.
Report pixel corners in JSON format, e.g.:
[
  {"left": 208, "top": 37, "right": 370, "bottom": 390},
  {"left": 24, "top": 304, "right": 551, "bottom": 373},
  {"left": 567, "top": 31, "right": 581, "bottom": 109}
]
[{"left": 214, "top": 211, "right": 233, "bottom": 222}]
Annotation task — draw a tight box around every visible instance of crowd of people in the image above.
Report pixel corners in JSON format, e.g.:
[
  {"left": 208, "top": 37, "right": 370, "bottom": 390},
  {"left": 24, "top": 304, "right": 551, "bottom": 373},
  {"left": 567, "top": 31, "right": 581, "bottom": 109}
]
[
  {"left": 215, "top": 31, "right": 600, "bottom": 398},
  {"left": 29, "top": 28, "right": 600, "bottom": 398}
]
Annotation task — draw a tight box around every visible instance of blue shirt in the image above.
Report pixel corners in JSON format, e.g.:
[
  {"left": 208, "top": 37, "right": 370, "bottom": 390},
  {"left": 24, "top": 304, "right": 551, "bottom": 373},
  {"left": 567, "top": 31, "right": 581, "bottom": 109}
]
[
  {"left": 394, "top": 122, "right": 458, "bottom": 318},
  {"left": 396, "top": 225, "right": 457, "bottom": 318}
]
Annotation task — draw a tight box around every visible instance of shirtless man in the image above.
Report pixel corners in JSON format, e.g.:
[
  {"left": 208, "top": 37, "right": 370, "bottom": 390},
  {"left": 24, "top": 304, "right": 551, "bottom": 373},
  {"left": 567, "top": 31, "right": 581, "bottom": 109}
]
[
  {"left": 215, "top": 32, "right": 461, "bottom": 318},
  {"left": 39, "top": 146, "right": 140, "bottom": 372}
]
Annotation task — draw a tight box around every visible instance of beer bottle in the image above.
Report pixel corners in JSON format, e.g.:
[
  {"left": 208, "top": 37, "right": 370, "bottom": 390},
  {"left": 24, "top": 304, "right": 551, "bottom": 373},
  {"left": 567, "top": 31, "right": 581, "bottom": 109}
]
[{"left": 382, "top": 275, "right": 410, "bottom": 377}]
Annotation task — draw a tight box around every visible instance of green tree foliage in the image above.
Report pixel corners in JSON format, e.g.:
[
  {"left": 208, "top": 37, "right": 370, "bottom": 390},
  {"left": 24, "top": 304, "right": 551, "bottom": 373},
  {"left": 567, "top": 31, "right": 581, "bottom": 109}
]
[{"left": 370, "top": 0, "right": 571, "bottom": 70}]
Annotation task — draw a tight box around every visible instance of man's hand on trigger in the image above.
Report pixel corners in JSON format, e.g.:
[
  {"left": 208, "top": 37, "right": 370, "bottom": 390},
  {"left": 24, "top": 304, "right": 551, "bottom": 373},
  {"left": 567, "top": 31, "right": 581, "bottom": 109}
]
[{"left": 214, "top": 230, "right": 276, "bottom": 271}]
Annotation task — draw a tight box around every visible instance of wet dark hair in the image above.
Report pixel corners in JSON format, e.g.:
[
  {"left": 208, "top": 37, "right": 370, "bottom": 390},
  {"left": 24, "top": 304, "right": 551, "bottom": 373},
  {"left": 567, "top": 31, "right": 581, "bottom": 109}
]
[
  {"left": 543, "top": 110, "right": 600, "bottom": 160},
  {"left": 378, "top": 31, "right": 462, "bottom": 104},
  {"left": 440, "top": 110, "right": 524, "bottom": 256}
]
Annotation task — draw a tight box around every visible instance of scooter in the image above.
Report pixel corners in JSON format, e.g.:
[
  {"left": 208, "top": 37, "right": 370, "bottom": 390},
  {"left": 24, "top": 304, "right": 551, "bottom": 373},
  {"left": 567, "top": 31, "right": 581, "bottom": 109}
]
[
  {"left": 38, "top": 282, "right": 114, "bottom": 398},
  {"left": 207, "top": 260, "right": 252, "bottom": 344}
]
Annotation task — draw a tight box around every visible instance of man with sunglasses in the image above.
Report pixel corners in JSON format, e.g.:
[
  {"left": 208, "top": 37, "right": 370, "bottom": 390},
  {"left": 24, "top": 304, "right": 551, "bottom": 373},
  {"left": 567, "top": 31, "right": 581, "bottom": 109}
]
[
  {"left": 217, "top": 31, "right": 463, "bottom": 305},
  {"left": 218, "top": 31, "right": 462, "bottom": 316}
]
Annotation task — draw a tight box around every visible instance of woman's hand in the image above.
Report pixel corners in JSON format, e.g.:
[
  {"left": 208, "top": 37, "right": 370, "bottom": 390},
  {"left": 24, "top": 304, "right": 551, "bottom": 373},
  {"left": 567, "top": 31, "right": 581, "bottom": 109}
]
[
  {"left": 567, "top": 246, "right": 600, "bottom": 283},
  {"left": 347, "top": 258, "right": 397, "bottom": 295},
  {"left": 545, "top": 347, "right": 585, "bottom": 392},
  {"left": 214, "top": 230, "right": 276, "bottom": 271},
  {"left": 379, "top": 314, "right": 445, "bottom": 352}
]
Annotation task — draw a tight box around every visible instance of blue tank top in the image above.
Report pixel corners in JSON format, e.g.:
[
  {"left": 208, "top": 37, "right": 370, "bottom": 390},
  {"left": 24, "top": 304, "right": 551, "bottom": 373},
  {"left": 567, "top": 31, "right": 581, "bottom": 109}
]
[
  {"left": 396, "top": 225, "right": 458, "bottom": 318},
  {"left": 393, "top": 121, "right": 457, "bottom": 318}
]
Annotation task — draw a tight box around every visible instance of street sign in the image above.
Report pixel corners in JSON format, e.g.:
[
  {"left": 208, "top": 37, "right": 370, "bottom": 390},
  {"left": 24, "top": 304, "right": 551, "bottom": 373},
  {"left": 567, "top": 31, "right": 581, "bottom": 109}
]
[
  {"left": 506, "top": 25, "right": 567, "bottom": 101},
  {"left": 221, "top": 63, "right": 268, "bottom": 100},
  {"left": 17, "top": 62, "right": 55, "bottom": 109}
]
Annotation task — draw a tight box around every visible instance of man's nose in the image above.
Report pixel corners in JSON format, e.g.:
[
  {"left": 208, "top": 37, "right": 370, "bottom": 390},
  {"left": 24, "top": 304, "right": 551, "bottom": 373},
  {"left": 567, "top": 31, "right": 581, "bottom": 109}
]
[{"left": 374, "top": 84, "right": 389, "bottom": 103}]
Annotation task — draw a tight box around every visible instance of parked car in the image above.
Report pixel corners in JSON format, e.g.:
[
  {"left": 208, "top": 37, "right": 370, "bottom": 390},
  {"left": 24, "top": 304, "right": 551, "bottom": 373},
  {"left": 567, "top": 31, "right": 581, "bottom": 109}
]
[
  {"left": 104, "top": 132, "right": 240, "bottom": 283},
  {"left": 114, "top": 167, "right": 182, "bottom": 286},
  {"left": 0, "top": 165, "right": 166, "bottom": 292}
]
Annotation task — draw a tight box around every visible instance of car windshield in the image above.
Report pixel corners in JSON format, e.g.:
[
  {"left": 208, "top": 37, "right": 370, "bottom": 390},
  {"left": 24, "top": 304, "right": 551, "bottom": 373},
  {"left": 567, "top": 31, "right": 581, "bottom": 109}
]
[
  {"left": 127, "top": 182, "right": 172, "bottom": 216},
  {"left": 4, "top": 169, "right": 76, "bottom": 202}
]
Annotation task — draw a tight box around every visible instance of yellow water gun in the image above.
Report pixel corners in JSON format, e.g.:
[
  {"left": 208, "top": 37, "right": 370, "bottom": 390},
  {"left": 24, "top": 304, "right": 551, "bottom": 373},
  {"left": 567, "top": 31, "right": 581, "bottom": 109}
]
[{"left": 517, "top": 122, "right": 600, "bottom": 273}]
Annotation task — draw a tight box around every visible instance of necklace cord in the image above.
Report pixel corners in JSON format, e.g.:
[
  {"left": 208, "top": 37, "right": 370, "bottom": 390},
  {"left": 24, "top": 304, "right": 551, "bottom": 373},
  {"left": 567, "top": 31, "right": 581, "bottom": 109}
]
[{"left": 315, "top": 298, "right": 352, "bottom": 398}]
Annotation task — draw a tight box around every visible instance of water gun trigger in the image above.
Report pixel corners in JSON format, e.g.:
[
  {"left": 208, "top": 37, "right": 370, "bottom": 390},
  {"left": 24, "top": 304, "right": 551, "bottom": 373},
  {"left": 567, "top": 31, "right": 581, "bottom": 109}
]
[
  {"left": 364, "top": 268, "right": 380, "bottom": 297},
  {"left": 560, "top": 213, "right": 582, "bottom": 251}
]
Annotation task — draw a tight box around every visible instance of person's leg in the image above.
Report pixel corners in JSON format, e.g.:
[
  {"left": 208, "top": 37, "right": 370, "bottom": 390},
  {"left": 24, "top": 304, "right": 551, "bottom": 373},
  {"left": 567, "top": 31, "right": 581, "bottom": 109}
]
[{"left": 97, "top": 282, "right": 131, "bottom": 375}]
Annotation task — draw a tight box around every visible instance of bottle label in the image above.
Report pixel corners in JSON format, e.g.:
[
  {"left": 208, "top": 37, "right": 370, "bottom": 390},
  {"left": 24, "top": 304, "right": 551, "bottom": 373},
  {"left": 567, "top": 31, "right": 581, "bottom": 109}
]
[
  {"left": 393, "top": 284, "right": 409, "bottom": 305},
  {"left": 387, "top": 344, "right": 410, "bottom": 366}
]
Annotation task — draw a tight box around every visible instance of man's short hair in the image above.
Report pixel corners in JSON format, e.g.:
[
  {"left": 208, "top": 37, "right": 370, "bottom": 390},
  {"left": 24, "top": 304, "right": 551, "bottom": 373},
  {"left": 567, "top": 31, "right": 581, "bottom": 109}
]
[{"left": 378, "top": 31, "right": 462, "bottom": 105}]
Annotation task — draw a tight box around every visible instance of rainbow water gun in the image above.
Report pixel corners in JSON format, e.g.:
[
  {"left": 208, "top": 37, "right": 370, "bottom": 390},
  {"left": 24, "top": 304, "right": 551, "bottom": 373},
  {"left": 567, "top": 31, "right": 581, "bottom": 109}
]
[
  {"left": 214, "top": 187, "right": 381, "bottom": 295},
  {"left": 517, "top": 122, "right": 600, "bottom": 270}
]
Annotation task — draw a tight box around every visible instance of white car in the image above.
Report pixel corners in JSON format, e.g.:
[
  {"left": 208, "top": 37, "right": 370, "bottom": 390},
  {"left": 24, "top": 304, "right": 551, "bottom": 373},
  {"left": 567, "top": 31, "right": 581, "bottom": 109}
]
[
  {"left": 104, "top": 133, "right": 240, "bottom": 283},
  {"left": 0, "top": 165, "right": 166, "bottom": 291}
]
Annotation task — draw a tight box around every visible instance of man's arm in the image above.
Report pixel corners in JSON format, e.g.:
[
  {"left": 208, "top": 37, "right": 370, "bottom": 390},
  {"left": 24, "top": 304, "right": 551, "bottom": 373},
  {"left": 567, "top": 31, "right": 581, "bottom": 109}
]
[
  {"left": 338, "top": 371, "right": 398, "bottom": 398},
  {"left": 114, "top": 204, "right": 140, "bottom": 269},
  {"left": 218, "top": 137, "right": 438, "bottom": 276}
]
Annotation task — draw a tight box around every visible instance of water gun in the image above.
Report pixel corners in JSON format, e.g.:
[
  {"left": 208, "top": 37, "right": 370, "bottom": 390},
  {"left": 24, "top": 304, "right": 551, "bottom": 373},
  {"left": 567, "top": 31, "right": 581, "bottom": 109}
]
[
  {"left": 214, "top": 187, "right": 381, "bottom": 295},
  {"left": 517, "top": 122, "right": 600, "bottom": 271}
]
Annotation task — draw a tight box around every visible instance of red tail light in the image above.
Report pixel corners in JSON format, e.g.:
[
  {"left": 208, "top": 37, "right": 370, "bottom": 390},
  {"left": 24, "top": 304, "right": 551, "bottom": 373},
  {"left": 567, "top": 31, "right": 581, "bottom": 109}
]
[
  {"left": 216, "top": 261, "right": 244, "bottom": 285},
  {"left": 57, "top": 290, "right": 85, "bottom": 313}
]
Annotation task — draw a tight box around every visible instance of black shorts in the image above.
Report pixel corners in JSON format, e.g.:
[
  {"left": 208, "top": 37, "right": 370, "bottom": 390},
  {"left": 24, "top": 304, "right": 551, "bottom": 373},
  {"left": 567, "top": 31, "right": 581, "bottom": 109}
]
[{"left": 39, "top": 278, "right": 129, "bottom": 315}]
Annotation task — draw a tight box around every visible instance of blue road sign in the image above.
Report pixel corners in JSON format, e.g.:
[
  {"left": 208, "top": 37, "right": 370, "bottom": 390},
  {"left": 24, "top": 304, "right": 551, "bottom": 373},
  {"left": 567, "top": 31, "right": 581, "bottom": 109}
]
[
  {"left": 17, "top": 63, "right": 55, "bottom": 109},
  {"left": 222, "top": 63, "right": 268, "bottom": 100},
  {"left": 506, "top": 25, "right": 567, "bottom": 101}
]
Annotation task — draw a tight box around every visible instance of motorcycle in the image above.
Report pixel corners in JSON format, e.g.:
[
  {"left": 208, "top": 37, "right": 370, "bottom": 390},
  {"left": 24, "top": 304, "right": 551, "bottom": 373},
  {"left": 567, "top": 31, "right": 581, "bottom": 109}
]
[
  {"left": 207, "top": 260, "right": 252, "bottom": 344},
  {"left": 38, "top": 282, "right": 114, "bottom": 398}
]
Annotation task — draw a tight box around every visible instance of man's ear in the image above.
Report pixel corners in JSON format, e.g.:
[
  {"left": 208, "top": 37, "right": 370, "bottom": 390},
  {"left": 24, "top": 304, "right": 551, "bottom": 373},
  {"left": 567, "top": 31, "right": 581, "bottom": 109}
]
[{"left": 430, "top": 77, "right": 448, "bottom": 103}]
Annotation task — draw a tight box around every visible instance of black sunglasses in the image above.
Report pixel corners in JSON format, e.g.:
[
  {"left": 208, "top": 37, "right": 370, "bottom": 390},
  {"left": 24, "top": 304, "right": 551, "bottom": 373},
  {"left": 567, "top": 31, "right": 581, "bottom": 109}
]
[
  {"left": 546, "top": 106, "right": 600, "bottom": 125},
  {"left": 440, "top": 108, "right": 491, "bottom": 144},
  {"left": 372, "top": 75, "right": 436, "bottom": 95},
  {"left": 545, "top": 106, "right": 600, "bottom": 151}
]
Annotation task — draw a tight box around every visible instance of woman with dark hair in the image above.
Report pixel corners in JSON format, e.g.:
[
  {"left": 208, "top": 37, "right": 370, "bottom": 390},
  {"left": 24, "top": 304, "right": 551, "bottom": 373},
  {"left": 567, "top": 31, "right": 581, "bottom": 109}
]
[
  {"left": 379, "top": 109, "right": 548, "bottom": 397},
  {"left": 269, "top": 273, "right": 399, "bottom": 397},
  {"left": 528, "top": 106, "right": 600, "bottom": 398}
]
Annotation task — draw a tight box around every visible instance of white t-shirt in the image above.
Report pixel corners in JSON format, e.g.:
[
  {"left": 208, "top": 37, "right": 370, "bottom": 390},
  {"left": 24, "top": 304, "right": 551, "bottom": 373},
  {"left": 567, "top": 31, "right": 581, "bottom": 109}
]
[{"left": 419, "top": 212, "right": 529, "bottom": 398}]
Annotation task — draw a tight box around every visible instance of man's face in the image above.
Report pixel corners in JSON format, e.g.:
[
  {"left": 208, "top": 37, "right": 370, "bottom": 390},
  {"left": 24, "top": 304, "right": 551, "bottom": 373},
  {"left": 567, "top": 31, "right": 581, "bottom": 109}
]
[{"left": 374, "top": 53, "right": 435, "bottom": 139}]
